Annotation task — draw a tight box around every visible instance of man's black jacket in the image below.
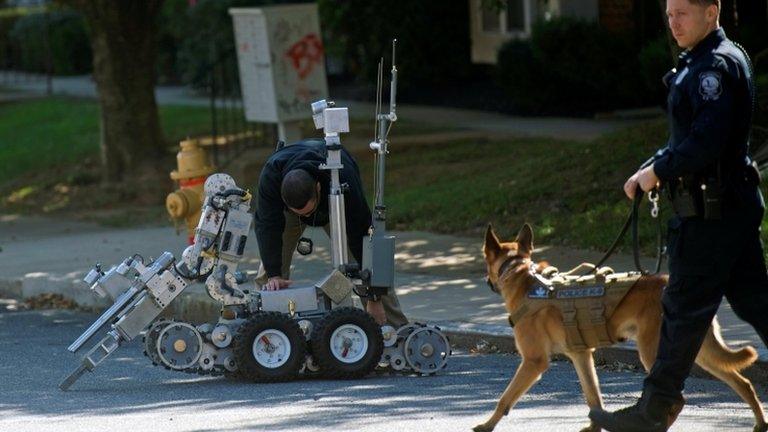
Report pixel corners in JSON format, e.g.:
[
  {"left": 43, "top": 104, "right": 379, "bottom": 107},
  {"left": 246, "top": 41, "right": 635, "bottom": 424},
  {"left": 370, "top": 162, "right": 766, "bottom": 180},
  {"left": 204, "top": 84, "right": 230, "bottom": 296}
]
[
  {"left": 254, "top": 139, "right": 372, "bottom": 278},
  {"left": 654, "top": 28, "right": 759, "bottom": 214}
]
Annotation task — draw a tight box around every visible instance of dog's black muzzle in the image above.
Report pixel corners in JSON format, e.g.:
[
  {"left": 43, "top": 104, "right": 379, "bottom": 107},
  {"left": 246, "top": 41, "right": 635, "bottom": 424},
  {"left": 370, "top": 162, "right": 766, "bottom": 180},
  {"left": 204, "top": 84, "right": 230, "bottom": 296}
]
[
  {"left": 486, "top": 276, "right": 500, "bottom": 294},
  {"left": 487, "top": 256, "right": 521, "bottom": 295}
]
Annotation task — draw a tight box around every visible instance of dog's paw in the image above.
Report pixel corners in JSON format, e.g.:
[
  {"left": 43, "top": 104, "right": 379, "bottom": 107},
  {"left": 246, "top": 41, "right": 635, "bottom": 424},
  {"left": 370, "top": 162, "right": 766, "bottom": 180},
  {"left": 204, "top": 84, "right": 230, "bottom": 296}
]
[
  {"left": 472, "top": 424, "right": 494, "bottom": 432},
  {"left": 579, "top": 425, "right": 600, "bottom": 432}
]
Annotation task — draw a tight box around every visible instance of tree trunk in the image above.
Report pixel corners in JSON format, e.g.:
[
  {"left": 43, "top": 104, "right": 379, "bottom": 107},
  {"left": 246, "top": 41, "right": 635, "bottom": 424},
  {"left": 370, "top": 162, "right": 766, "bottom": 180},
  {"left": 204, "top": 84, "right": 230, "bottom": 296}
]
[{"left": 67, "top": 1, "right": 165, "bottom": 183}]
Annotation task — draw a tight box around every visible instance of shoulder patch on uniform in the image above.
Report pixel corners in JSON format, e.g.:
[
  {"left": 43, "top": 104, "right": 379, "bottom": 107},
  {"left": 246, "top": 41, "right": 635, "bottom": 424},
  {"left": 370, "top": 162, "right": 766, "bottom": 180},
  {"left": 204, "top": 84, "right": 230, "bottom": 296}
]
[{"left": 699, "top": 71, "right": 722, "bottom": 101}]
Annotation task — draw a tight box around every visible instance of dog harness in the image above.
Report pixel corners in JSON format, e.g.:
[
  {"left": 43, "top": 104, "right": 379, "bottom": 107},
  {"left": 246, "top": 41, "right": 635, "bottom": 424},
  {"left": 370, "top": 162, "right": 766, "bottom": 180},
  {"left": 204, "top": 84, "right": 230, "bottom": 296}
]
[{"left": 506, "top": 263, "right": 641, "bottom": 351}]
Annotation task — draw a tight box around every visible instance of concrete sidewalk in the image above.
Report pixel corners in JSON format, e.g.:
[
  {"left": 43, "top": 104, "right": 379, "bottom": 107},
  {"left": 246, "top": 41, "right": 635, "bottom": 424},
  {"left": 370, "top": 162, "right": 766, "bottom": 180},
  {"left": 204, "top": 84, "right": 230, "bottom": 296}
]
[
  {"left": 0, "top": 73, "right": 643, "bottom": 142},
  {"left": 1, "top": 214, "right": 765, "bottom": 382}
]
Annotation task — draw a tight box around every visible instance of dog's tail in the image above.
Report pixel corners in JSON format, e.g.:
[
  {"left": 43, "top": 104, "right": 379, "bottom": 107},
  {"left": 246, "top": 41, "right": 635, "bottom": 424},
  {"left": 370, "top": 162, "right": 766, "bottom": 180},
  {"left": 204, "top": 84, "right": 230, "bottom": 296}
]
[{"left": 700, "top": 317, "right": 758, "bottom": 371}]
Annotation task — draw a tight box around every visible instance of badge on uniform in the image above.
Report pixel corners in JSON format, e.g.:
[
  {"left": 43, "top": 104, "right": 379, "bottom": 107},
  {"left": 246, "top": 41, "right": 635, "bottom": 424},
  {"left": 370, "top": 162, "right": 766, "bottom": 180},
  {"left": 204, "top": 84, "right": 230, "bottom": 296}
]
[{"left": 699, "top": 71, "right": 722, "bottom": 101}]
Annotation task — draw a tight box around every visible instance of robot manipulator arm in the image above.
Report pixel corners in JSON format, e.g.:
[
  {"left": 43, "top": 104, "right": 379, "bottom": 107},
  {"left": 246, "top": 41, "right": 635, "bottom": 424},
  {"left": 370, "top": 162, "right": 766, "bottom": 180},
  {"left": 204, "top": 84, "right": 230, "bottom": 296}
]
[
  {"left": 179, "top": 174, "right": 252, "bottom": 281},
  {"left": 61, "top": 251, "right": 191, "bottom": 390},
  {"left": 62, "top": 175, "right": 252, "bottom": 389},
  {"left": 183, "top": 175, "right": 253, "bottom": 305}
]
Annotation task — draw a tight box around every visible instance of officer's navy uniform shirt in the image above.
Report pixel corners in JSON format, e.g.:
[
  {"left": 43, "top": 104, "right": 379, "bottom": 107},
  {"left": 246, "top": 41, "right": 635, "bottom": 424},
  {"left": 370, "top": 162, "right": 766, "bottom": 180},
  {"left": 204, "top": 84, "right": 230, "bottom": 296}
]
[{"left": 653, "top": 28, "right": 758, "bottom": 213}]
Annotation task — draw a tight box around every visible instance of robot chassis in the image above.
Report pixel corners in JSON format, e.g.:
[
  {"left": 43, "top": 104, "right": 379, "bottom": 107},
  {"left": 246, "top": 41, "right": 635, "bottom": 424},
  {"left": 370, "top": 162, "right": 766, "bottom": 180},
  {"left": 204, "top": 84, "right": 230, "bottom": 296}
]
[{"left": 60, "top": 48, "right": 450, "bottom": 391}]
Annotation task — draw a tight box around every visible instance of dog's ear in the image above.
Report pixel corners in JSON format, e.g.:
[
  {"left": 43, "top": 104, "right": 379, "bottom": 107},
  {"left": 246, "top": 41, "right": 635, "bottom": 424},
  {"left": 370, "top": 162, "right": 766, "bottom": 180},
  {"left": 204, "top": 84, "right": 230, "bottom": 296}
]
[
  {"left": 484, "top": 224, "right": 501, "bottom": 259},
  {"left": 515, "top": 223, "right": 534, "bottom": 256}
]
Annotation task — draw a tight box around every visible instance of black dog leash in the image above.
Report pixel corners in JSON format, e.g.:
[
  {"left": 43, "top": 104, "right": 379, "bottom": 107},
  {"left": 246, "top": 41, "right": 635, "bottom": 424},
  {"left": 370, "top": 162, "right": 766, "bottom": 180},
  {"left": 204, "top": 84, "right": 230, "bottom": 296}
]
[{"left": 587, "top": 186, "right": 664, "bottom": 275}]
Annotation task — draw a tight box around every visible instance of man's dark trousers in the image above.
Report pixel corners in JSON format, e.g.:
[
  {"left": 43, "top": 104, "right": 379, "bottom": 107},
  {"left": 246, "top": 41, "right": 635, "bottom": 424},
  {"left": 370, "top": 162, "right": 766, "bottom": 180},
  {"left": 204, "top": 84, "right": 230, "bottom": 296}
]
[{"left": 643, "top": 205, "right": 768, "bottom": 403}]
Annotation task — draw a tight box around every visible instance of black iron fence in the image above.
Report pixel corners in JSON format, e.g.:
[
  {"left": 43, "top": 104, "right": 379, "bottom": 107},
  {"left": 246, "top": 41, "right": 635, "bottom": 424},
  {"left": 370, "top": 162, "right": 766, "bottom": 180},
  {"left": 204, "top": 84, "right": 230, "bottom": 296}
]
[{"left": 199, "top": 47, "right": 276, "bottom": 170}]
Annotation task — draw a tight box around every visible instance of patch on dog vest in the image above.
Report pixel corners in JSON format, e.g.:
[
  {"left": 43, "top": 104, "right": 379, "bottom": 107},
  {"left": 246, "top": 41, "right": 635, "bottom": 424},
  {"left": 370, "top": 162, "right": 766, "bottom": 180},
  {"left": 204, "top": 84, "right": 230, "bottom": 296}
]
[
  {"left": 528, "top": 285, "right": 551, "bottom": 299},
  {"left": 699, "top": 71, "right": 722, "bottom": 101},
  {"left": 556, "top": 285, "right": 605, "bottom": 299}
]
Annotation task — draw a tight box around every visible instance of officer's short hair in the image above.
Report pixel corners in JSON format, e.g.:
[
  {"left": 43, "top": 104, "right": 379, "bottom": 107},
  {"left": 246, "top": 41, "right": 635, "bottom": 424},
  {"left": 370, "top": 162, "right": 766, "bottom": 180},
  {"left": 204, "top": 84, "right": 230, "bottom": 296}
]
[
  {"left": 281, "top": 169, "right": 316, "bottom": 209},
  {"left": 688, "top": 0, "right": 720, "bottom": 8}
]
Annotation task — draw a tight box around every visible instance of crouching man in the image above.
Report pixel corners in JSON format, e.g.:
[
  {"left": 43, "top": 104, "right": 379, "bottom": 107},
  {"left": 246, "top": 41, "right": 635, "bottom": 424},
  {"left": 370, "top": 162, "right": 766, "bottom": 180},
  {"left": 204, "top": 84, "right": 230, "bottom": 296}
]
[{"left": 253, "top": 138, "right": 408, "bottom": 327}]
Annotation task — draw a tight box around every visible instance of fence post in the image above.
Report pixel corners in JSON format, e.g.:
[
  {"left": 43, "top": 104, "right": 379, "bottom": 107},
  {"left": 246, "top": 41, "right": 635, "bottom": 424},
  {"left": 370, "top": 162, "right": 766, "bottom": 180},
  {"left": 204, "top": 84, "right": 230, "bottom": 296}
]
[{"left": 41, "top": 0, "right": 53, "bottom": 95}]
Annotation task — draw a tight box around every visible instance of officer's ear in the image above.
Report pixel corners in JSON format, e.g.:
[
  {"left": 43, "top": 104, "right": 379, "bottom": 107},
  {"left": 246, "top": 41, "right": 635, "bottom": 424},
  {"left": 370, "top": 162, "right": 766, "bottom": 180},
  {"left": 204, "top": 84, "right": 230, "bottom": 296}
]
[{"left": 705, "top": 4, "right": 719, "bottom": 23}]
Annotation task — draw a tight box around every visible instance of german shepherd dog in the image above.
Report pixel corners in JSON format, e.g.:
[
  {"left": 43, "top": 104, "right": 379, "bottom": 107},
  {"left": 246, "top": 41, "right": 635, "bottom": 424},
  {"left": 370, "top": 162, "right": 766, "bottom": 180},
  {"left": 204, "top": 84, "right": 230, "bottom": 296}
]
[{"left": 473, "top": 224, "right": 767, "bottom": 432}]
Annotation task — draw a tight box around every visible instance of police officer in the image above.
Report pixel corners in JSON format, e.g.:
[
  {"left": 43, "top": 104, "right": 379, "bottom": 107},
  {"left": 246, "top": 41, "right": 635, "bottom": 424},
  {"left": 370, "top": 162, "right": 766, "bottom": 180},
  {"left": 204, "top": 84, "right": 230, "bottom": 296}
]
[
  {"left": 590, "top": 0, "right": 768, "bottom": 431},
  {"left": 253, "top": 138, "right": 409, "bottom": 327}
]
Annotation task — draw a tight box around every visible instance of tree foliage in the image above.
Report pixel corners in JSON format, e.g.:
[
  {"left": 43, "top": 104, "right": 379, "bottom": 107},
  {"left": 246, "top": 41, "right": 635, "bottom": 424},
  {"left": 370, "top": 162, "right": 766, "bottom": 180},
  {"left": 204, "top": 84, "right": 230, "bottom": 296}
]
[{"left": 318, "top": 0, "right": 472, "bottom": 95}]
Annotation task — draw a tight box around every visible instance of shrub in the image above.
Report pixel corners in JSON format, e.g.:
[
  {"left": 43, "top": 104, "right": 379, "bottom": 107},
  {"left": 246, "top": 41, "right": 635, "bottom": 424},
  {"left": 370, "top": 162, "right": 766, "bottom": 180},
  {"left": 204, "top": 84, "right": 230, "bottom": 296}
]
[
  {"left": 9, "top": 9, "right": 91, "bottom": 75},
  {"left": 318, "top": 0, "right": 472, "bottom": 95},
  {"left": 495, "top": 39, "right": 545, "bottom": 113},
  {"left": 173, "top": 0, "right": 307, "bottom": 90},
  {"left": 155, "top": 0, "right": 189, "bottom": 84},
  {"left": 496, "top": 18, "right": 660, "bottom": 115},
  {"left": 638, "top": 35, "right": 675, "bottom": 102},
  {"left": 0, "top": 15, "right": 21, "bottom": 69},
  {"left": 756, "top": 73, "right": 767, "bottom": 126}
]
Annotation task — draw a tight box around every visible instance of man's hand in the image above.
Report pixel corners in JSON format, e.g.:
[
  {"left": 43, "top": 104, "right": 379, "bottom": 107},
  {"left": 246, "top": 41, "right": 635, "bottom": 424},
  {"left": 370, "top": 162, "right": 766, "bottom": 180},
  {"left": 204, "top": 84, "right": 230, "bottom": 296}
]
[
  {"left": 623, "top": 170, "right": 641, "bottom": 200},
  {"left": 366, "top": 300, "right": 386, "bottom": 325},
  {"left": 624, "top": 165, "right": 659, "bottom": 199},
  {"left": 637, "top": 165, "right": 660, "bottom": 193},
  {"left": 262, "top": 276, "right": 292, "bottom": 291}
]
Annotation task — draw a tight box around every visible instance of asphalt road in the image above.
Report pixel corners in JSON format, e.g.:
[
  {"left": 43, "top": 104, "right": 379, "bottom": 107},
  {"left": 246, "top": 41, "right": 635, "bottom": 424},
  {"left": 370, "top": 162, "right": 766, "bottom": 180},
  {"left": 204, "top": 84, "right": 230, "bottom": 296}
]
[{"left": 1, "top": 309, "right": 764, "bottom": 432}]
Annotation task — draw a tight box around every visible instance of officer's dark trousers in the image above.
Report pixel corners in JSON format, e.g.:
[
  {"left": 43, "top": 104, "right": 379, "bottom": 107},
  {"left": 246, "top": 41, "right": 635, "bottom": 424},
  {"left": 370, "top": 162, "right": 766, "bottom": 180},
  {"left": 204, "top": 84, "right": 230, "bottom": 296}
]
[{"left": 643, "top": 209, "right": 768, "bottom": 404}]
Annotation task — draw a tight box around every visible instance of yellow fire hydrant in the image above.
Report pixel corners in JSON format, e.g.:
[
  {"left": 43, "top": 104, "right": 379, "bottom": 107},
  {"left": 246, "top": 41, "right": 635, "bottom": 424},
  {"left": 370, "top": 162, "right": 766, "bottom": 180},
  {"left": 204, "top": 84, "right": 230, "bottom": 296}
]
[{"left": 166, "top": 139, "right": 214, "bottom": 244}]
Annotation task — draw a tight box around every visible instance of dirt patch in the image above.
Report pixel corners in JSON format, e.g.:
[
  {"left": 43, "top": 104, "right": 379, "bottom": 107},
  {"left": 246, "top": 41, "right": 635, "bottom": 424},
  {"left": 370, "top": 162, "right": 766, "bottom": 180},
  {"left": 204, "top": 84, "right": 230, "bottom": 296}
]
[
  {"left": 0, "top": 156, "right": 174, "bottom": 227},
  {"left": 24, "top": 293, "right": 80, "bottom": 310}
]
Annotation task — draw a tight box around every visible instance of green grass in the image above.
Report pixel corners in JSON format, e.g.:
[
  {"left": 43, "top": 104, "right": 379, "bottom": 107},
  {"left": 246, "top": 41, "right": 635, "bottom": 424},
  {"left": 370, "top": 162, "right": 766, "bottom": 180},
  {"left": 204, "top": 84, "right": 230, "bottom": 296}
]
[
  {"left": 365, "top": 120, "right": 677, "bottom": 251},
  {"left": 0, "top": 97, "right": 435, "bottom": 186},
  {"left": 0, "top": 97, "right": 99, "bottom": 184},
  {"left": 0, "top": 96, "right": 454, "bottom": 224},
  {"left": 1, "top": 96, "right": 765, "bottom": 253},
  {"left": 0, "top": 97, "right": 212, "bottom": 184}
]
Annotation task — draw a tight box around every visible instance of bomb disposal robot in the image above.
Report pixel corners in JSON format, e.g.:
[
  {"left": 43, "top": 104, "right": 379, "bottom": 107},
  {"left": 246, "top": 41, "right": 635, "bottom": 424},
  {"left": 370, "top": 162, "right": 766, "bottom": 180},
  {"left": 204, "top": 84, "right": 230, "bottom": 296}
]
[{"left": 60, "top": 45, "right": 450, "bottom": 390}]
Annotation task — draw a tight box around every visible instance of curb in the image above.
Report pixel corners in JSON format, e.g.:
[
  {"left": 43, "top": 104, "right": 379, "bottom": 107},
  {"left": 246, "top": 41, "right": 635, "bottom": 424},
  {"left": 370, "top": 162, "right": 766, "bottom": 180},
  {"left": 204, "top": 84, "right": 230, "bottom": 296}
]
[
  {"left": 3, "top": 274, "right": 767, "bottom": 384},
  {"left": 0, "top": 278, "right": 22, "bottom": 299},
  {"left": 431, "top": 320, "right": 768, "bottom": 384}
]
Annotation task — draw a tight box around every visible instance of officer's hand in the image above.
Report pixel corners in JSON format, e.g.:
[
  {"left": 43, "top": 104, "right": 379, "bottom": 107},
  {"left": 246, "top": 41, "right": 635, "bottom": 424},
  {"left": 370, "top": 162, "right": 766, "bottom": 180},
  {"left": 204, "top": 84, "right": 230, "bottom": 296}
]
[
  {"left": 366, "top": 300, "right": 387, "bottom": 325},
  {"left": 262, "top": 276, "right": 292, "bottom": 291},
  {"left": 637, "top": 165, "right": 660, "bottom": 193},
  {"left": 624, "top": 171, "right": 641, "bottom": 200}
]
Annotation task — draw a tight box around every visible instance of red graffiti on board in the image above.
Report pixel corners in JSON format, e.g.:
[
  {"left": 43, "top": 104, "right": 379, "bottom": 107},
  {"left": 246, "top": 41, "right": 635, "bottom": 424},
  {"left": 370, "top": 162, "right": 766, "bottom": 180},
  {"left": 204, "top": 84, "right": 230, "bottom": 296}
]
[{"left": 285, "top": 33, "right": 324, "bottom": 80}]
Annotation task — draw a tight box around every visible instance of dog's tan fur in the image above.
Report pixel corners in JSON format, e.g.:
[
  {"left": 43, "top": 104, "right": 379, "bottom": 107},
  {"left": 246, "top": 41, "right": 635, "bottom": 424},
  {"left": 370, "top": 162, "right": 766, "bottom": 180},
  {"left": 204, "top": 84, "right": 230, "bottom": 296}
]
[{"left": 474, "top": 223, "right": 767, "bottom": 432}]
